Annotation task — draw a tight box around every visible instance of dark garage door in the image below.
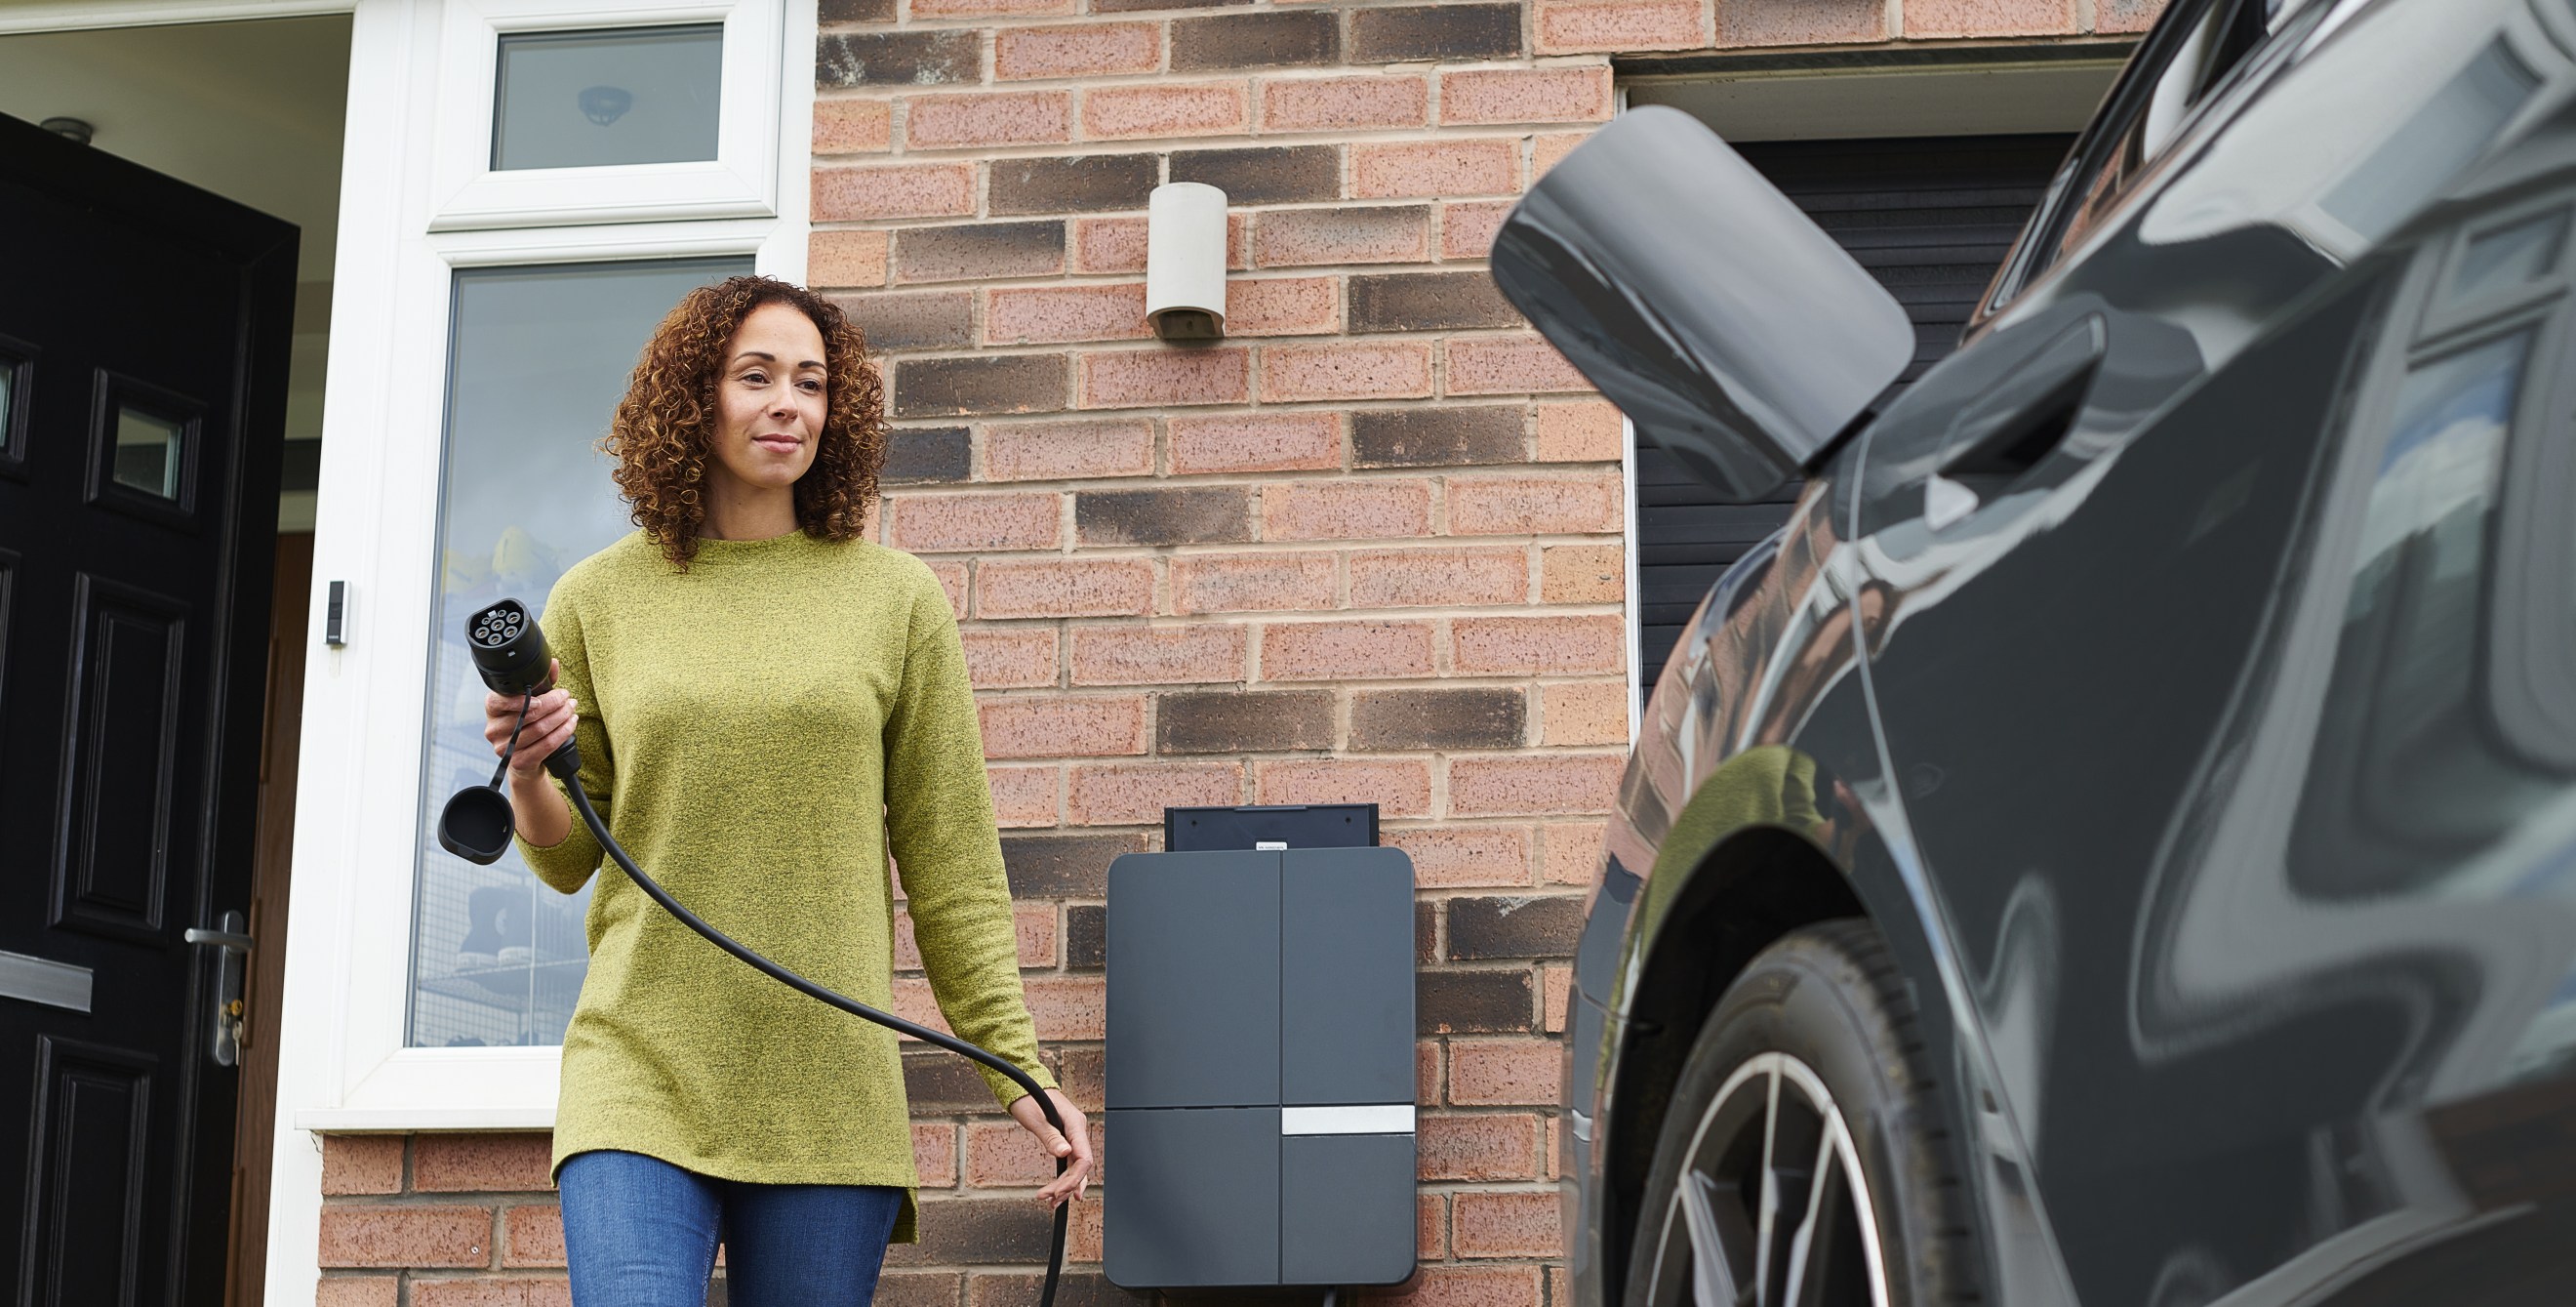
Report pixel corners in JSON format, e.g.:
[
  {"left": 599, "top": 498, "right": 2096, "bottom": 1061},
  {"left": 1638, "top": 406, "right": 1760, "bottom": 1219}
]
[{"left": 1633, "top": 134, "right": 2076, "bottom": 691}]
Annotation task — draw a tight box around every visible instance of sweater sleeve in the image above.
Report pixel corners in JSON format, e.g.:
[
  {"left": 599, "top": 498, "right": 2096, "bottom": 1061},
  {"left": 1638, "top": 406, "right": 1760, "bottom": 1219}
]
[
  {"left": 513, "top": 583, "right": 616, "bottom": 895},
  {"left": 885, "top": 568, "right": 1057, "bottom": 1106}
]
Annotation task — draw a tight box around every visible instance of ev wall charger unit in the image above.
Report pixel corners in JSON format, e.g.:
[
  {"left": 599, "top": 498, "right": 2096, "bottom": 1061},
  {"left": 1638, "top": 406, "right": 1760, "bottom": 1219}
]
[{"left": 1104, "top": 812, "right": 1416, "bottom": 1289}]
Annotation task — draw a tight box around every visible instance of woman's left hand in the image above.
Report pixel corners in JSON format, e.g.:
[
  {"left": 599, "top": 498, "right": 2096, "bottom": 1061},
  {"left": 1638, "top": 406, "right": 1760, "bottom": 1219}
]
[{"left": 1008, "top": 1088, "right": 1093, "bottom": 1208}]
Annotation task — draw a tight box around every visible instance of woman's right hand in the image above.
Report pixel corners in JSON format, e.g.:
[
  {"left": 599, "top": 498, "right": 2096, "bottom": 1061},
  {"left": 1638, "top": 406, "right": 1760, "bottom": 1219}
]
[{"left": 484, "top": 659, "right": 578, "bottom": 780}]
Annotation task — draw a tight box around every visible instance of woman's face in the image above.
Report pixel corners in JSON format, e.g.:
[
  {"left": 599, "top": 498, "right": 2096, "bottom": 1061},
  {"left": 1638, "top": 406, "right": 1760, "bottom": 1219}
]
[{"left": 708, "top": 301, "right": 829, "bottom": 497}]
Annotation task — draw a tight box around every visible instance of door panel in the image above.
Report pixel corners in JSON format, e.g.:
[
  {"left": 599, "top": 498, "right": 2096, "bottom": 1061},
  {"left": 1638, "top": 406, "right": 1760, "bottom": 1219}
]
[{"left": 0, "top": 110, "right": 293, "bottom": 1305}]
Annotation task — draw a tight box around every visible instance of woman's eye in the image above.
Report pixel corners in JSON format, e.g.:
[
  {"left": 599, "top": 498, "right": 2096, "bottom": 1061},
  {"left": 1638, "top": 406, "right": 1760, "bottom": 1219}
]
[
  {"left": 799, "top": 379, "right": 824, "bottom": 392},
  {"left": 743, "top": 372, "right": 768, "bottom": 386}
]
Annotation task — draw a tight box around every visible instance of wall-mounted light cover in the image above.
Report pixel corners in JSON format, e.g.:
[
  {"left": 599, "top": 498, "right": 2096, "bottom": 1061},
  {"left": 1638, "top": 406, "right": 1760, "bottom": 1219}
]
[{"left": 1147, "top": 183, "right": 1229, "bottom": 342}]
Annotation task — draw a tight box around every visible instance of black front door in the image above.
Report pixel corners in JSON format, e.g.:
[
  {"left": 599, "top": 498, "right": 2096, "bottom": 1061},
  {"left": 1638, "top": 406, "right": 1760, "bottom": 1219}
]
[{"left": 0, "top": 111, "right": 293, "bottom": 1304}]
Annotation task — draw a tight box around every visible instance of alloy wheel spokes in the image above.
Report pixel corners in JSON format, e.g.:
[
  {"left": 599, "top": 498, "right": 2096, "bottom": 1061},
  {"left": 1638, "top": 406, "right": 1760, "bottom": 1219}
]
[{"left": 1654, "top": 1054, "right": 1882, "bottom": 1307}]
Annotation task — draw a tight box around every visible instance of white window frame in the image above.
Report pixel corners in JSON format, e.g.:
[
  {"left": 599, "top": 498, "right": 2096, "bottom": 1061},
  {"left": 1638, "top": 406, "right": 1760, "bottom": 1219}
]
[{"left": 429, "top": 0, "right": 784, "bottom": 230}]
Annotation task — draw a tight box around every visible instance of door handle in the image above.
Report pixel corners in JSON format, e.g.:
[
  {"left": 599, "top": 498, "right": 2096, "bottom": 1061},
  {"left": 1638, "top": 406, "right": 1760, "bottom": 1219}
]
[
  {"left": 1923, "top": 314, "right": 2107, "bottom": 531},
  {"left": 184, "top": 911, "right": 252, "bottom": 1067}
]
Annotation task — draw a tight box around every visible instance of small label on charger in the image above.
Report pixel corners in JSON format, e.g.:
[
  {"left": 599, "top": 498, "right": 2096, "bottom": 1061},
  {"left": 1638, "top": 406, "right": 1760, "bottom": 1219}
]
[{"left": 1255, "top": 840, "right": 1287, "bottom": 850}]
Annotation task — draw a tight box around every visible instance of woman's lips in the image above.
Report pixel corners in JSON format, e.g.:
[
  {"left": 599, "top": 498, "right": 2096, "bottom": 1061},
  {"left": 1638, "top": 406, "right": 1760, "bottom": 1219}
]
[{"left": 754, "top": 434, "right": 801, "bottom": 452}]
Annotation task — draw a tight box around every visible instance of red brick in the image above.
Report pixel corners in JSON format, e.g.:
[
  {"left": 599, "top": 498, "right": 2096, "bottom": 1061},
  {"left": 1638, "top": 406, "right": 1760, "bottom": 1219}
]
[
  {"left": 978, "top": 695, "right": 1147, "bottom": 759},
  {"left": 1535, "top": 0, "right": 1705, "bottom": 52},
  {"left": 906, "top": 91, "right": 1071, "bottom": 149},
  {"left": 1442, "top": 200, "right": 1514, "bottom": 261},
  {"left": 1261, "top": 74, "right": 1429, "bottom": 131},
  {"left": 1024, "top": 975, "right": 1106, "bottom": 1040},
  {"left": 320, "top": 1135, "right": 401, "bottom": 1196},
  {"left": 502, "top": 1205, "right": 565, "bottom": 1268},
  {"left": 1262, "top": 343, "right": 1433, "bottom": 403},
  {"left": 929, "top": 560, "right": 969, "bottom": 618},
  {"left": 1172, "top": 551, "right": 1339, "bottom": 614},
  {"left": 976, "top": 559, "right": 1156, "bottom": 618},
  {"left": 1017, "top": 903, "right": 1060, "bottom": 965},
  {"left": 995, "top": 22, "right": 1159, "bottom": 81},
  {"left": 1451, "top": 471, "right": 1625, "bottom": 537},
  {"left": 1713, "top": 0, "right": 1884, "bottom": 44},
  {"left": 1544, "top": 963, "right": 1573, "bottom": 1034},
  {"left": 1078, "top": 348, "right": 1252, "bottom": 409},
  {"left": 1227, "top": 276, "right": 1343, "bottom": 337},
  {"left": 1535, "top": 398, "right": 1622, "bottom": 461},
  {"left": 1366, "top": 1264, "right": 1543, "bottom": 1307},
  {"left": 987, "top": 764, "right": 1060, "bottom": 827},
  {"left": 1453, "top": 1191, "right": 1562, "bottom": 1258},
  {"left": 2097, "top": 0, "right": 2168, "bottom": 32},
  {"left": 1170, "top": 411, "right": 1343, "bottom": 474},
  {"left": 315, "top": 1278, "right": 399, "bottom": 1307},
  {"left": 886, "top": 492, "right": 1062, "bottom": 553},
  {"left": 1083, "top": 82, "right": 1249, "bottom": 139},
  {"left": 1446, "top": 337, "right": 1590, "bottom": 395},
  {"left": 810, "top": 229, "right": 891, "bottom": 289},
  {"left": 1263, "top": 478, "right": 1432, "bottom": 541},
  {"left": 1449, "top": 753, "right": 1625, "bottom": 816},
  {"left": 1534, "top": 130, "right": 1590, "bottom": 178},
  {"left": 1904, "top": 0, "right": 2077, "bottom": 38},
  {"left": 318, "top": 1206, "right": 493, "bottom": 1268},
  {"left": 814, "top": 97, "right": 892, "bottom": 154},
  {"left": 414, "top": 1134, "right": 552, "bottom": 1193},
  {"left": 1260, "top": 620, "right": 1436, "bottom": 680},
  {"left": 1447, "top": 1039, "right": 1560, "bottom": 1106},
  {"left": 1453, "top": 614, "right": 1624, "bottom": 674},
  {"left": 1439, "top": 67, "right": 1613, "bottom": 125},
  {"left": 1255, "top": 757, "right": 1429, "bottom": 816},
  {"left": 914, "top": 0, "right": 1071, "bottom": 15},
  {"left": 915, "top": 1123, "right": 960, "bottom": 1188},
  {"left": 984, "top": 418, "right": 1155, "bottom": 481},
  {"left": 1257, "top": 206, "right": 1430, "bottom": 267},
  {"left": 1543, "top": 820, "right": 1607, "bottom": 885},
  {"left": 411, "top": 1281, "right": 572, "bottom": 1307},
  {"left": 1418, "top": 1112, "right": 1542, "bottom": 1180},
  {"left": 1071, "top": 212, "right": 1250, "bottom": 274},
  {"left": 1070, "top": 626, "right": 1246, "bottom": 685},
  {"left": 986, "top": 283, "right": 1150, "bottom": 346},
  {"left": 1069, "top": 762, "right": 1243, "bottom": 824},
  {"left": 1391, "top": 825, "right": 1534, "bottom": 888},
  {"left": 1540, "top": 543, "right": 1624, "bottom": 604},
  {"left": 962, "top": 629, "right": 1059, "bottom": 690},
  {"left": 1353, "top": 140, "right": 1518, "bottom": 200},
  {"left": 963, "top": 1120, "right": 1058, "bottom": 1187},
  {"left": 813, "top": 164, "right": 976, "bottom": 221},
  {"left": 1349, "top": 547, "right": 1525, "bottom": 608},
  {"left": 1421, "top": 1192, "right": 1448, "bottom": 1259},
  {"left": 1543, "top": 680, "right": 1628, "bottom": 746}
]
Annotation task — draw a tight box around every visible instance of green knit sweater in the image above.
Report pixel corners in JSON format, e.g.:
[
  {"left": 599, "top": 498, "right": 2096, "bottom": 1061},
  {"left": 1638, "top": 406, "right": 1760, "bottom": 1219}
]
[{"left": 514, "top": 528, "right": 1053, "bottom": 1243}]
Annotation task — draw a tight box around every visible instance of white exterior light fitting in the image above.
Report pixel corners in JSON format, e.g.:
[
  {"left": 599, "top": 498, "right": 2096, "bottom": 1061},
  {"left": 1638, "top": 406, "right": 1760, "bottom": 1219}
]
[{"left": 1146, "top": 182, "right": 1228, "bottom": 341}]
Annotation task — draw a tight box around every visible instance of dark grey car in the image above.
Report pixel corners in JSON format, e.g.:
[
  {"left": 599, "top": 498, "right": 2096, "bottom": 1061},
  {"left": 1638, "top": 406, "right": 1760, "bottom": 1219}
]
[{"left": 1492, "top": 0, "right": 2576, "bottom": 1303}]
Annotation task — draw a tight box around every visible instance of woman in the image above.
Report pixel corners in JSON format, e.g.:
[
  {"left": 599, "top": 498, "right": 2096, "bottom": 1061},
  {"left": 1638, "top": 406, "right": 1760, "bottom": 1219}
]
[{"left": 485, "top": 274, "right": 1091, "bottom": 1304}]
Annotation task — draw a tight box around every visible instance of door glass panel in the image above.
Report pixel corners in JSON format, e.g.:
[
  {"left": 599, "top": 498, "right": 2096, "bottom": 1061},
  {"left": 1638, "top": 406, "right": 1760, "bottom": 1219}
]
[
  {"left": 492, "top": 25, "right": 723, "bottom": 171},
  {"left": 408, "top": 256, "right": 747, "bottom": 1049},
  {"left": 110, "top": 406, "right": 184, "bottom": 500}
]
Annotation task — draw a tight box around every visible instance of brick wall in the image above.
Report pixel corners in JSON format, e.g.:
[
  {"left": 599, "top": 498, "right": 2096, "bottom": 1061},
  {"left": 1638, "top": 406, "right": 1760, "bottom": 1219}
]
[{"left": 308, "top": 0, "right": 2163, "bottom": 1300}]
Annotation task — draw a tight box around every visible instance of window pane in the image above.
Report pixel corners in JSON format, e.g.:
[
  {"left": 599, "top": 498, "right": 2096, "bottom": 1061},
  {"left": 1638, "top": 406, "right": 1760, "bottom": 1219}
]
[
  {"left": 409, "top": 257, "right": 748, "bottom": 1049},
  {"left": 111, "top": 405, "right": 184, "bottom": 500},
  {"left": 492, "top": 25, "right": 723, "bottom": 171}
]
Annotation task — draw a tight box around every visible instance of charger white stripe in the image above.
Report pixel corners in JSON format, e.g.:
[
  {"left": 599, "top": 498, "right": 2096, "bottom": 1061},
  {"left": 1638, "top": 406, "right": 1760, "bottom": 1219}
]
[{"left": 1280, "top": 1105, "right": 1415, "bottom": 1135}]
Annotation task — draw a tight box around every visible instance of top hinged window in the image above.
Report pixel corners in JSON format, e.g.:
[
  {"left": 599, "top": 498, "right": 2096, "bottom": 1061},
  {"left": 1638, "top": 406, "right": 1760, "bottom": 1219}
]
[{"left": 432, "top": 0, "right": 781, "bottom": 231}]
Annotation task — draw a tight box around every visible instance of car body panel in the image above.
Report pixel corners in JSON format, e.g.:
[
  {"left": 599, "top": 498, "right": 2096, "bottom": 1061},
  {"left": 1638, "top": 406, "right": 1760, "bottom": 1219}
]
[{"left": 1560, "top": 0, "right": 2576, "bottom": 1303}]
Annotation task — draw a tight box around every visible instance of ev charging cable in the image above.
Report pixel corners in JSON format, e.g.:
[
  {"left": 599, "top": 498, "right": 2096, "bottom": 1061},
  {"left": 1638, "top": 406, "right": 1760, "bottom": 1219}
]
[{"left": 440, "top": 602, "right": 1072, "bottom": 1306}]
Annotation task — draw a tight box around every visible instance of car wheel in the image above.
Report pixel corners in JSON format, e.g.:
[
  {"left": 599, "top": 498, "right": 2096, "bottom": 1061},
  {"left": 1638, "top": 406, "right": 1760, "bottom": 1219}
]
[{"left": 1623, "top": 919, "right": 1978, "bottom": 1307}]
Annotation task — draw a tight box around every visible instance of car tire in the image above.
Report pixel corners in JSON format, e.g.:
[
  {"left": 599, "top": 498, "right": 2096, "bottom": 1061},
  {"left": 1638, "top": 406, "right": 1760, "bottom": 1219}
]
[{"left": 1622, "top": 919, "right": 1980, "bottom": 1307}]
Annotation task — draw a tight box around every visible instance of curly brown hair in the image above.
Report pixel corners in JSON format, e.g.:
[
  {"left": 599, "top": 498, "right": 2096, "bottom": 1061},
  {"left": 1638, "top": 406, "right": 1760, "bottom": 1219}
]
[{"left": 604, "top": 274, "right": 887, "bottom": 568}]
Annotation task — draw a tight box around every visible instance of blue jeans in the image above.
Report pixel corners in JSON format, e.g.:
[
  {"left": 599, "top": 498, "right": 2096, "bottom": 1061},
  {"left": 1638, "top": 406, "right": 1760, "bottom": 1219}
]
[{"left": 557, "top": 1149, "right": 904, "bottom": 1306}]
